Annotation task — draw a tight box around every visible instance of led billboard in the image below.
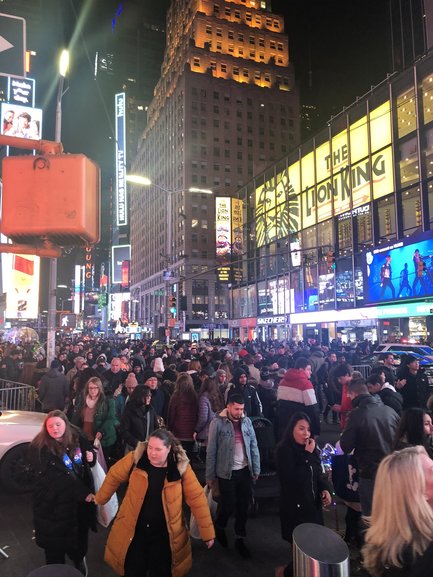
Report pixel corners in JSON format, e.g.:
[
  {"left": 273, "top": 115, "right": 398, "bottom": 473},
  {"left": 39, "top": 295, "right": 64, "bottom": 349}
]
[
  {"left": 112, "top": 245, "right": 130, "bottom": 284},
  {"left": 115, "top": 92, "right": 127, "bottom": 226},
  {"left": 365, "top": 232, "right": 433, "bottom": 305},
  {"left": 1, "top": 102, "right": 42, "bottom": 139},
  {"left": 3, "top": 253, "right": 40, "bottom": 319}
]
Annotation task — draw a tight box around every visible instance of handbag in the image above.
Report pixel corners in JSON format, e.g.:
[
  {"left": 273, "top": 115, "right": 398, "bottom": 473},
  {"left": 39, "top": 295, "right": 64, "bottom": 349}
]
[
  {"left": 331, "top": 453, "right": 360, "bottom": 503},
  {"left": 91, "top": 460, "right": 119, "bottom": 527},
  {"left": 189, "top": 485, "right": 217, "bottom": 539}
]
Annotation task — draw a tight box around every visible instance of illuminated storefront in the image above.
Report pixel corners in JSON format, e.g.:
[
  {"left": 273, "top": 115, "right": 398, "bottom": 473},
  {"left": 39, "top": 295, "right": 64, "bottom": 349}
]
[{"left": 231, "top": 53, "right": 433, "bottom": 343}]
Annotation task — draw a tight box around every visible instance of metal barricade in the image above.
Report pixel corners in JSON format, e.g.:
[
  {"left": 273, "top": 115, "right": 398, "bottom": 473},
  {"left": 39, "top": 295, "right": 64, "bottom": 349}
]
[
  {"left": 293, "top": 523, "right": 350, "bottom": 577},
  {"left": 0, "top": 380, "right": 37, "bottom": 411},
  {"left": 352, "top": 364, "right": 371, "bottom": 380}
]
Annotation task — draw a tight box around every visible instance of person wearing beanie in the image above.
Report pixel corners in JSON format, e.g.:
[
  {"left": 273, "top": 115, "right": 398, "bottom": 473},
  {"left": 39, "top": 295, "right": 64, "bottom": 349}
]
[
  {"left": 257, "top": 367, "right": 277, "bottom": 423},
  {"left": 143, "top": 369, "right": 168, "bottom": 421},
  {"left": 38, "top": 359, "right": 70, "bottom": 413},
  {"left": 224, "top": 368, "right": 262, "bottom": 417}
]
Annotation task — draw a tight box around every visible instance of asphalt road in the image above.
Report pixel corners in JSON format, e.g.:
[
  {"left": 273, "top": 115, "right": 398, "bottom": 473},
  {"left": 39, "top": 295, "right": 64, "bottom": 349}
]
[{"left": 0, "top": 423, "right": 345, "bottom": 577}]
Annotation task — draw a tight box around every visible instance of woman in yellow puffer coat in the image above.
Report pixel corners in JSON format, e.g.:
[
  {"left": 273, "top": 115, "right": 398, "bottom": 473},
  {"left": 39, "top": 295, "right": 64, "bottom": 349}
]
[{"left": 95, "top": 428, "right": 215, "bottom": 577}]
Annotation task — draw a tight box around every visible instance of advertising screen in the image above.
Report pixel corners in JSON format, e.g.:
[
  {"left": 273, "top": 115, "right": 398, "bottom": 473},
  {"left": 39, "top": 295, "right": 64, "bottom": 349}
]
[
  {"left": 112, "top": 245, "right": 130, "bottom": 284},
  {"left": 3, "top": 253, "right": 40, "bottom": 319},
  {"left": 1, "top": 102, "right": 42, "bottom": 139},
  {"left": 365, "top": 232, "right": 433, "bottom": 304}
]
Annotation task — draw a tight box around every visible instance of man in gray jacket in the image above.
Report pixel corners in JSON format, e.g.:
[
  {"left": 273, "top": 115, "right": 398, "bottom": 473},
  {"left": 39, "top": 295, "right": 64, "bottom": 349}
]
[
  {"left": 38, "top": 359, "right": 69, "bottom": 413},
  {"left": 206, "top": 393, "right": 260, "bottom": 558}
]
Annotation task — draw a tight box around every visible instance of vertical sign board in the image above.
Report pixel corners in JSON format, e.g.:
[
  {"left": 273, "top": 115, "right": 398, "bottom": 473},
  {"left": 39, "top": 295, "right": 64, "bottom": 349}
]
[
  {"left": 0, "top": 14, "right": 26, "bottom": 77},
  {"left": 3, "top": 254, "right": 40, "bottom": 319},
  {"left": 115, "top": 92, "right": 127, "bottom": 226},
  {"left": 112, "top": 245, "right": 131, "bottom": 284}
]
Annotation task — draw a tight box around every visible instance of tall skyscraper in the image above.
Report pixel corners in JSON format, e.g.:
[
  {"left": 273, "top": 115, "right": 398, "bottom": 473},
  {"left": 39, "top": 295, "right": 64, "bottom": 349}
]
[{"left": 130, "top": 0, "right": 300, "bottom": 338}]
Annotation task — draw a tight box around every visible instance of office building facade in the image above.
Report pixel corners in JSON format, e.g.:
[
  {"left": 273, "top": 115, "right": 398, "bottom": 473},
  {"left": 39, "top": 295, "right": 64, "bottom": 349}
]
[{"left": 130, "top": 0, "right": 300, "bottom": 338}]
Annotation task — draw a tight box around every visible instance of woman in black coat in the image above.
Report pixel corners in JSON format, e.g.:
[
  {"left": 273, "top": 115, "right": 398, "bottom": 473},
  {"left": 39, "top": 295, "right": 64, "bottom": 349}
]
[
  {"left": 275, "top": 412, "right": 332, "bottom": 576},
  {"left": 30, "top": 410, "right": 97, "bottom": 575},
  {"left": 119, "top": 384, "right": 160, "bottom": 451}
]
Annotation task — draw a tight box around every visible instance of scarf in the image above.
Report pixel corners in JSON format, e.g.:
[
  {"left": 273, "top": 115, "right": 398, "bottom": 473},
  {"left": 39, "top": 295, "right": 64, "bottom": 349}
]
[{"left": 86, "top": 395, "right": 98, "bottom": 409}]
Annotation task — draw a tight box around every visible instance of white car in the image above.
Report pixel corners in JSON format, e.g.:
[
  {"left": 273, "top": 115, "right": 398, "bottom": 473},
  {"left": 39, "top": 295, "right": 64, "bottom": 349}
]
[{"left": 0, "top": 410, "right": 45, "bottom": 492}]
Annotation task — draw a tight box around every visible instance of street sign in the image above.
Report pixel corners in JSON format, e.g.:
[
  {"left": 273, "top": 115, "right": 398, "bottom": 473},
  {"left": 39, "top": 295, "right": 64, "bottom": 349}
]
[
  {"left": 0, "top": 14, "right": 25, "bottom": 77},
  {"left": 59, "top": 313, "right": 76, "bottom": 329}
]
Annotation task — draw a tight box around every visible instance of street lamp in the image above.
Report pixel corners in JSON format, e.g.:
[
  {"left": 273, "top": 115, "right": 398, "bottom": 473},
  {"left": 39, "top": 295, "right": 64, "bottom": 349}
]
[
  {"left": 126, "top": 175, "right": 213, "bottom": 342},
  {"left": 47, "top": 49, "right": 69, "bottom": 365}
]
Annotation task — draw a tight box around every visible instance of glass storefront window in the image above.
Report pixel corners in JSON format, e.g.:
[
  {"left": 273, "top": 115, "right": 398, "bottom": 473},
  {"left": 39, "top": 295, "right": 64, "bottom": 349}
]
[
  {"left": 290, "top": 269, "right": 303, "bottom": 313},
  {"left": 317, "top": 219, "right": 333, "bottom": 251},
  {"left": 376, "top": 195, "right": 396, "bottom": 242},
  {"left": 354, "top": 205, "right": 372, "bottom": 248},
  {"left": 428, "top": 179, "right": 433, "bottom": 225},
  {"left": 423, "top": 127, "right": 433, "bottom": 180},
  {"left": 336, "top": 258, "right": 354, "bottom": 309},
  {"left": 397, "top": 86, "right": 416, "bottom": 139},
  {"left": 399, "top": 137, "right": 419, "bottom": 188},
  {"left": 400, "top": 185, "right": 422, "bottom": 236},
  {"left": 337, "top": 217, "right": 352, "bottom": 253},
  {"left": 422, "top": 73, "right": 433, "bottom": 125}
]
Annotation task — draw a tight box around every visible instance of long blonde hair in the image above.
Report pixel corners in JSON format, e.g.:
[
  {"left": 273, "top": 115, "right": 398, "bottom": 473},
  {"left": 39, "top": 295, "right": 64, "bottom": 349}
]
[{"left": 363, "top": 446, "right": 433, "bottom": 576}]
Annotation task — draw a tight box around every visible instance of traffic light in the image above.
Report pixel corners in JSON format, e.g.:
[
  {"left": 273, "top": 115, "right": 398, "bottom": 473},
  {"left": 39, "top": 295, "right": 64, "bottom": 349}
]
[
  {"left": 168, "top": 295, "right": 177, "bottom": 313},
  {"left": 326, "top": 250, "right": 336, "bottom": 270}
]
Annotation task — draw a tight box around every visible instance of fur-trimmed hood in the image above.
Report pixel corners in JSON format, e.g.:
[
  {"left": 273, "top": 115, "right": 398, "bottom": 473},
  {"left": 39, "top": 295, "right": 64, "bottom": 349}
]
[
  {"left": 133, "top": 439, "right": 189, "bottom": 478},
  {"left": 217, "top": 407, "right": 246, "bottom": 420}
]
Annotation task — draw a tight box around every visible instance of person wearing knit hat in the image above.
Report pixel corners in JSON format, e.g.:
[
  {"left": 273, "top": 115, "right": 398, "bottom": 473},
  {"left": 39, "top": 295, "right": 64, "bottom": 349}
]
[{"left": 142, "top": 369, "right": 168, "bottom": 420}]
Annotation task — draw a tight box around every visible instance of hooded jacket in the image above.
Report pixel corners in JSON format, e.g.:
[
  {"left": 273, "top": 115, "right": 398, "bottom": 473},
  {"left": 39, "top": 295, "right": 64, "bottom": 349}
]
[
  {"left": 224, "top": 368, "right": 262, "bottom": 417},
  {"left": 95, "top": 441, "right": 215, "bottom": 577},
  {"left": 38, "top": 367, "right": 69, "bottom": 412}
]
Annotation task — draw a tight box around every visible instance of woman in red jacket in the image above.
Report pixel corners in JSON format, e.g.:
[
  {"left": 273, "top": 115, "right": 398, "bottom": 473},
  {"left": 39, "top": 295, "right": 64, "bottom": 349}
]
[{"left": 167, "top": 372, "right": 198, "bottom": 459}]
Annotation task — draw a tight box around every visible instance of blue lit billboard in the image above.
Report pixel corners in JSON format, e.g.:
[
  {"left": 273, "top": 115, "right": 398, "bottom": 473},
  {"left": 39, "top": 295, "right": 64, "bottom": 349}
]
[{"left": 365, "top": 232, "right": 433, "bottom": 305}]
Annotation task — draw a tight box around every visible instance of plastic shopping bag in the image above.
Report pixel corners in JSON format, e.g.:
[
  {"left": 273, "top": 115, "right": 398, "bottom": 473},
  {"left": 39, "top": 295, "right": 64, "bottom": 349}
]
[
  {"left": 189, "top": 485, "right": 217, "bottom": 539},
  {"left": 91, "top": 460, "right": 119, "bottom": 528},
  {"left": 93, "top": 438, "right": 107, "bottom": 473}
]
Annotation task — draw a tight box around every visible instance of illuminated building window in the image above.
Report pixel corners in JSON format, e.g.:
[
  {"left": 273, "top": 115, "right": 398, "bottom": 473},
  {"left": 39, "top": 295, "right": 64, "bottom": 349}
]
[
  {"left": 246, "top": 12, "right": 252, "bottom": 22},
  {"left": 210, "top": 61, "right": 216, "bottom": 70},
  {"left": 259, "top": 37, "right": 265, "bottom": 47},
  {"left": 221, "top": 63, "right": 227, "bottom": 72},
  {"left": 206, "top": 25, "right": 212, "bottom": 34},
  {"left": 250, "top": 50, "right": 256, "bottom": 58},
  {"left": 238, "top": 32, "right": 244, "bottom": 41},
  {"left": 422, "top": 75, "right": 433, "bottom": 124},
  {"left": 243, "top": 69, "right": 249, "bottom": 77},
  {"left": 229, "top": 44, "right": 235, "bottom": 53},
  {"left": 277, "top": 42, "right": 283, "bottom": 51},
  {"left": 254, "top": 71, "right": 261, "bottom": 80},
  {"left": 234, "top": 10, "right": 241, "bottom": 19},
  {"left": 273, "top": 20, "right": 280, "bottom": 29},
  {"left": 270, "top": 40, "right": 276, "bottom": 49},
  {"left": 225, "top": 7, "right": 231, "bottom": 16},
  {"left": 249, "top": 35, "right": 255, "bottom": 44},
  {"left": 228, "top": 30, "right": 234, "bottom": 39},
  {"left": 233, "top": 66, "right": 239, "bottom": 75},
  {"left": 193, "top": 57, "right": 200, "bottom": 67},
  {"left": 216, "top": 28, "right": 222, "bottom": 37},
  {"left": 266, "top": 17, "right": 272, "bottom": 26},
  {"left": 255, "top": 15, "right": 261, "bottom": 25},
  {"left": 216, "top": 42, "right": 222, "bottom": 51},
  {"left": 397, "top": 86, "right": 416, "bottom": 139}
]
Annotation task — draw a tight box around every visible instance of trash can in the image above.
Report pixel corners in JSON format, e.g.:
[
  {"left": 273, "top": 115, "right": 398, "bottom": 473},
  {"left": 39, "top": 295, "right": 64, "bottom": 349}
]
[
  {"left": 26, "top": 564, "right": 83, "bottom": 577},
  {"left": 293, "top": 523, "right": 350, "bottom": 577}
]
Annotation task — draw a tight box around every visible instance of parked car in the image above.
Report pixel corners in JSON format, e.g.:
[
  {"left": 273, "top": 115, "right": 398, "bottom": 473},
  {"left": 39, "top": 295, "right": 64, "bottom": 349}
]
[
  {"left": 374, "top": 343, "right": 433, "bottom": 362},
  {"left": 0, "top": 410, "right": 45, "bottom": 492},
  {"left": 371, "top": 349, "right": 433, "bottom": 386}
]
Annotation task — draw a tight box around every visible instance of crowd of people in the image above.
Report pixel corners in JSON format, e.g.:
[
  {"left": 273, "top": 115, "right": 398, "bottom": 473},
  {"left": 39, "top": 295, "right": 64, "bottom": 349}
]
[{"left": 4, "top": 334, "right": 433, "bottom": 576}]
